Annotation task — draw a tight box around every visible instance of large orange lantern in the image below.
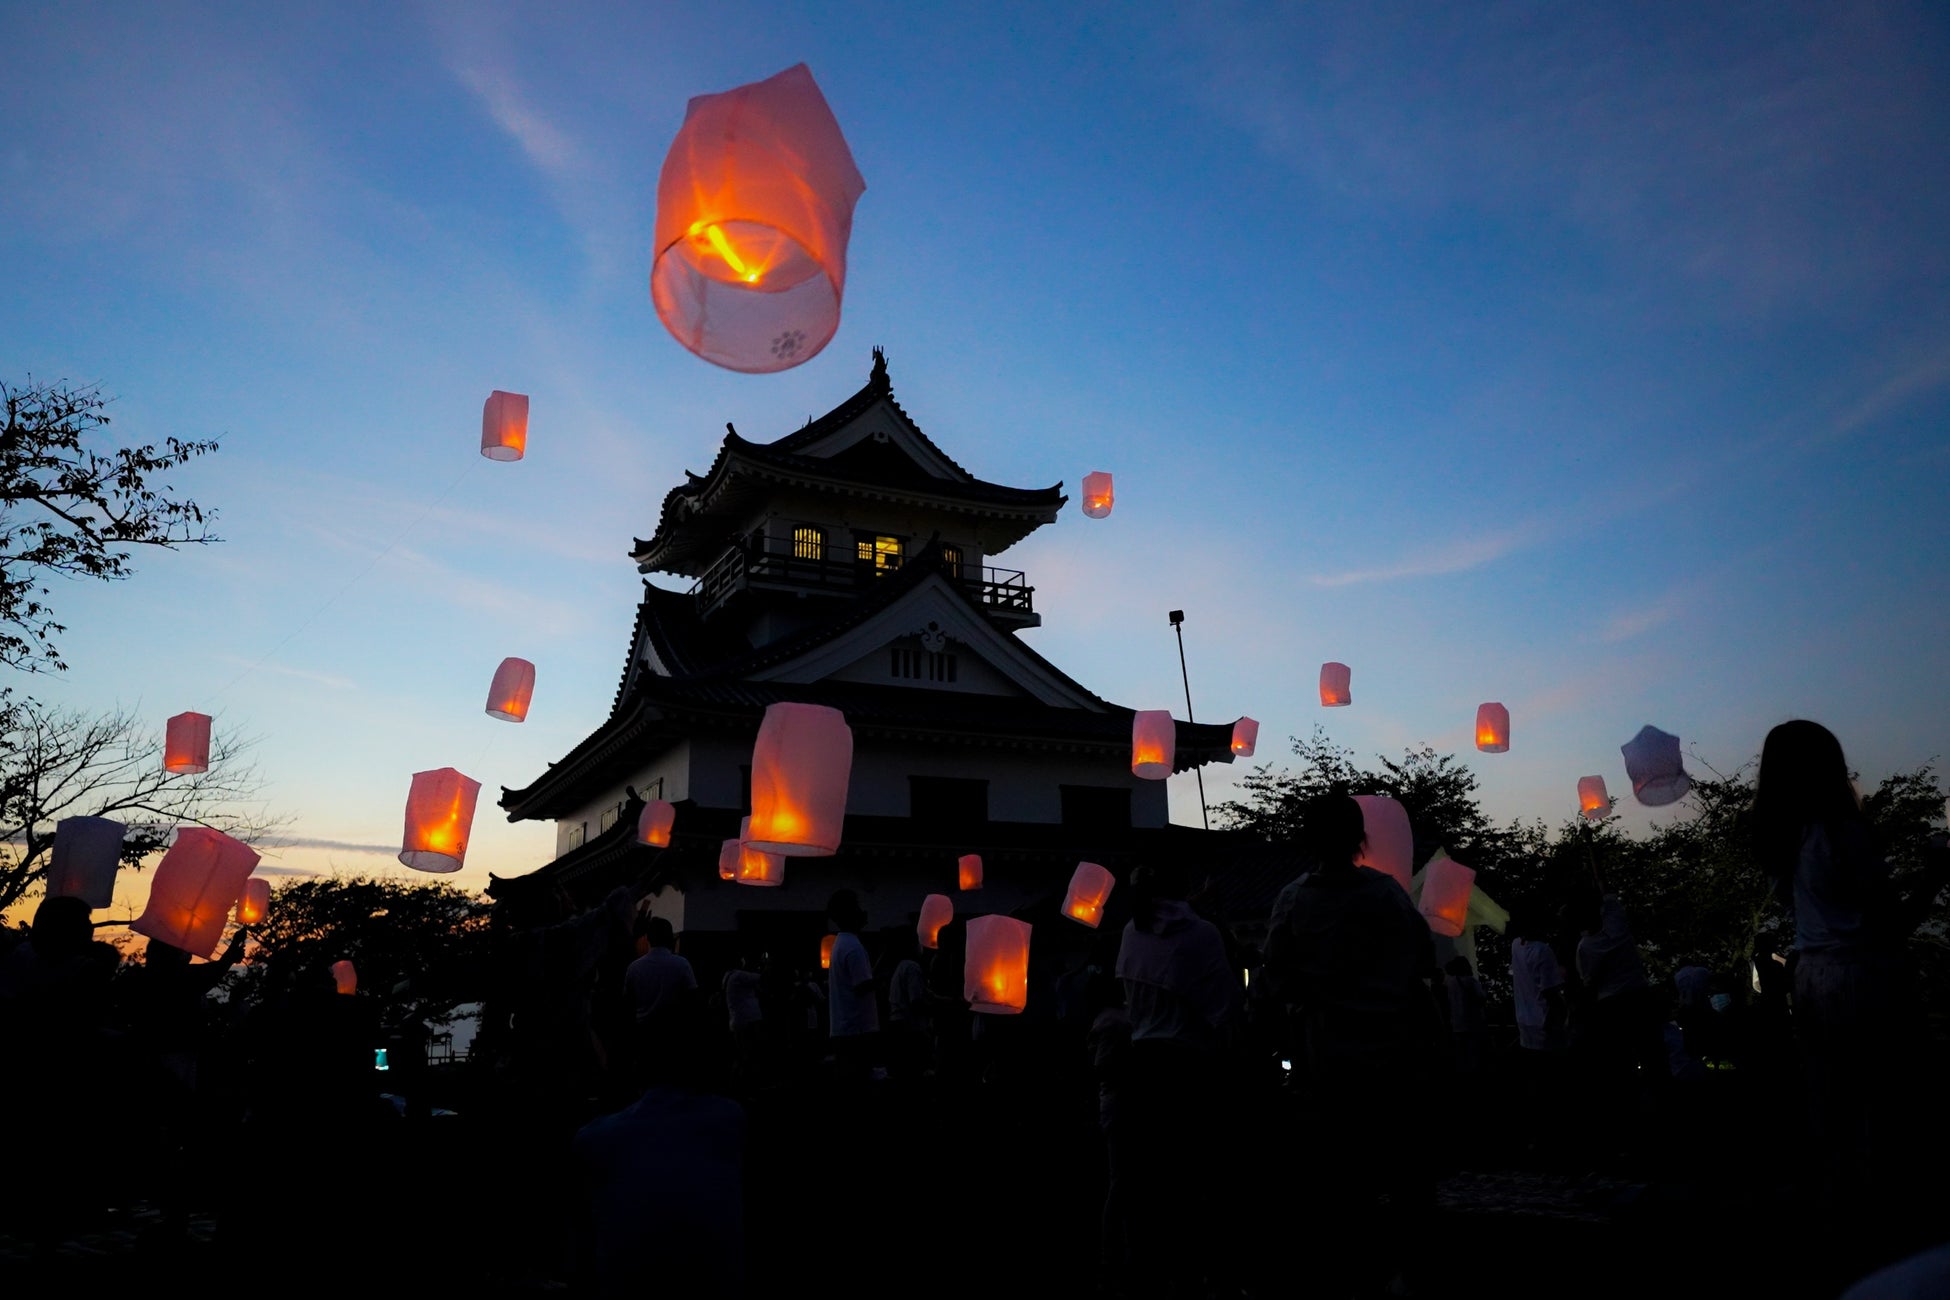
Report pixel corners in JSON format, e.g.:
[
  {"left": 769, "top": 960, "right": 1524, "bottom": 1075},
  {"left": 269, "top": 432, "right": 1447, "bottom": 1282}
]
[
  {"left": 820, "top": 934, "right": 836, "bottom": 971},
  {"left": 747, "top": 702, "right": 853, "bottom": 855},
  {"left": 46, "top": 815, "right": 125, "bottom": 909},
  {"left": 1577, "top": 776, "right": 1610, "bottom": 822},
  {"left": 398, "top": 768, "right": 482, "bottom": 873},
  {"left": 918, "top": 894, "right": 954, "bottom": 950},
  {"left": 1352, "top": 795, "right": 1413, "bottom": 894},
  {"left": 485, "top": 657, "right": 536, "bottom": 722},
  {"left": 733, "top": 816, "right": 785, "bottom": 887},
  {"left": 1419, "top": 849, "right": 1476, "bottom": 938},
  {"left": 1320, "top": 662, "right": 1352, "bottom": 707},
  {"left": 1475, "top": 703, "right": 1510, "bottom": 753},
  {"left": 638, "top": 800, "right": 676, "bottom": 847},
  {"left": 964, "top": 915, "right": 1031, "bottom": 1015},
  {"left": 481, "top": 390, "right": 529, "bottom": 461},
  {"left": 1062, "top": 862, "right": 1115, "bottom": 929},
  {"left": 958, "top": 854, "right": 983, "bottom": 891},
  {"left": 1081, "top": 471, "right": 1114, "bottom": 519},
  {"left": 164, "top": 711, "right": 212, "bottom": 774},
  {"left": 332, "top": 959, "right": 358, "bottom": 996},
  {"left": 651, "top": 64, "right": 866, "bottom": 373},
  {"left": 1131, "top": 710, "right": 1174, "bottom": 780},
  {"left": 1622, "top": 725, "right": 1691, "bottom": 806},
  {"left": 131, "top": 827, "right": 260, "bottom": 958},
  {"left": 1231, "top": 717, "right": 1259, "bottom": 758},
  {"left": 235, "top": 876, "right": 270, "bottom": 926}
]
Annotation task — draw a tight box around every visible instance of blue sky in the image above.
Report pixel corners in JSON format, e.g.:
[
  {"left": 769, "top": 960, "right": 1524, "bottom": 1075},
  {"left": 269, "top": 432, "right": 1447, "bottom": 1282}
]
[{"left": 4, "top": 1, "right": 1947, "bottom": 902}]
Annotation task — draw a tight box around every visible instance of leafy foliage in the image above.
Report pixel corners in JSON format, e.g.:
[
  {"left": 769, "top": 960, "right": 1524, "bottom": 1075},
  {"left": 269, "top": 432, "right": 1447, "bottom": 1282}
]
[
  {"left": 239, "top": 875, "right": 492, "bottom": 1027},
  {"left": 1, "top": 378, "right": 219, "bottom": 672},
  {"left": 0, "top": 699, "right": 278, "bottom": 913}
]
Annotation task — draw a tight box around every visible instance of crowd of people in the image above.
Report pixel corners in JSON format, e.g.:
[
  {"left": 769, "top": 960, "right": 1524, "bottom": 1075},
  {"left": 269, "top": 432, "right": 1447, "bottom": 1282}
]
[{"left": 4, "top": 718, "right": 1949, "bottom": 1297}]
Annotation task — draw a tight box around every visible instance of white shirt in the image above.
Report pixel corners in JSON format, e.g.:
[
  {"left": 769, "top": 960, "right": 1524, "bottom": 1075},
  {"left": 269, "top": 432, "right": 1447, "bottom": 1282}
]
[
  {"left": 827, "top": 932, "right": 878, "bottom": 1038},
  {"left": 1510, "top": 937, "right": 1566, "bottom": 1050}
]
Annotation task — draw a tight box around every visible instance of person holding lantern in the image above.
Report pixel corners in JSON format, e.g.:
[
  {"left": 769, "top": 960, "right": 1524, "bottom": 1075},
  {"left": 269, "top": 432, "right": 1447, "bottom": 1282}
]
[{"left": 825, "top": 889, "right": 879, "bottom": 1081}]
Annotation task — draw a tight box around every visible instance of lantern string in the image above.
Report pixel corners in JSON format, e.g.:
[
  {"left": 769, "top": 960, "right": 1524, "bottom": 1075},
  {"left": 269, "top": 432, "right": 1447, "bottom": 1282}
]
[{"left": 211, "top": 459, "right": 480, "bottom": 700}]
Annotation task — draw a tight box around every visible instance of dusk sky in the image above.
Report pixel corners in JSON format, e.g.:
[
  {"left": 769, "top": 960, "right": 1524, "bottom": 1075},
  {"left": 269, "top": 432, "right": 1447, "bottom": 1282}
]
[{"left": 5, "top": 2, "right": 1947, "bottom": 909}]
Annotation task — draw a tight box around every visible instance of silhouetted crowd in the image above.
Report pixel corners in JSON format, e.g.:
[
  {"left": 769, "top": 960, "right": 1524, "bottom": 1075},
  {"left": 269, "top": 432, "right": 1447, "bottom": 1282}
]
[{"left": 5, "top": 718, "right": 1949, "bottom": 1298}]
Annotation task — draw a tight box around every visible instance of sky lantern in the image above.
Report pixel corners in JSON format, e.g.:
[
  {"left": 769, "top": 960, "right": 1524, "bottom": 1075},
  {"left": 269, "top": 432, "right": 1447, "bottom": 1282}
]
[
  {"left": 964, "top": 915, "right": 1031, "bottom": 1015},
  {"left": 1131, "top": 710, "right": 1174, "bottom": 780},
  {"left": 651, "top": 63, "right": 866, "bottom": 373},
  {"left": 958, "top": 854, "right": 983, "bottom": 891},
  {"left": 331, "top": 959, "right": 358, "bottom": 995},
  {"left": 638, "top": 799, "right": 675, "bottom": 847},
  {"left": 1622, "top": 724, "right": 1691, "bottom": 806},
  {"left": 1081, "top": 471, "right": 1114, "bottom": 519},
  {"left": 820, "top": 934, "right": 836, "bottom": 971},
  {"left": 1475, "top": 703, "right": 1510, "bottom": 753},
  {"left": 485, "top": 657, "right": 537, "bottom": 722},
  {"left": 235, "top": 876, "right": 270, "bottom": 926},
  {"left": 1351, "top": 795, "right": 1413, "bottom": 894},
  {"left": 1419, "top": 849, "right": 1476, "bottom": 938},
  {"left": 1320, "top": 662, "right": 1352, "bottom": 707},
  {"left": 1062, "top": 862, "right": 1115, "bottom": 928},
  {"left": 164, "top": 711, "right": 212, "bottom": 774},
  {"left": 1231, "top": 717, "right": 1259, "bottom": 758},
  {"left": 718, "top": 838, "right": 740, "bottom": 881},
  {"left": 398, "top": 768, "right": 482, "bottom": 873},
  {"left": 746, "top": 702, "right": 853, "bottom": 855},
  {"left": 481, "top": 390, "right": 529, "bottom": 461},
  {"left": 733, "top": 816, "right": 786, "bottom": 887},
  {"left": 130, "top": 827, "right": 260, "bottom": 959},
  {"left": 918, "top": 893, "right": 954, "bottom": 950},
  {"left": 1578, "top": 776, "right": 1611, "bottom": 822},
  {"left": 45, "top": 815, "right": 125, "bottom": 909}
]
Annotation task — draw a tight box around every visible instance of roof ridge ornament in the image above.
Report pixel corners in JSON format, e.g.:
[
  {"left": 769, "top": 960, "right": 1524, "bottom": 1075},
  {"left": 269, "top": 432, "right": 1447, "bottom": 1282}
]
[{"left": 869, "top": 345, "right": 889, "bottom": 393}]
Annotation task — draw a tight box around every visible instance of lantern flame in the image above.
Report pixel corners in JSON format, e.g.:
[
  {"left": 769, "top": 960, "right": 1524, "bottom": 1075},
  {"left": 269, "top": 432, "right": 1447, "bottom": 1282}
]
[{"left": 820, "top": 934, "right": 835, "bottom": 970}]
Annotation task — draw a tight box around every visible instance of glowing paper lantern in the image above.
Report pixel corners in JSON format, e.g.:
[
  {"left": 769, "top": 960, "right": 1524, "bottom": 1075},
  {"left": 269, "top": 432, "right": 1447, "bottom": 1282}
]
[
  {"left": 398, "top": 768, "right": 482, "bottom": 873},
  {"left": 718, "top": 839, "right": 740, "bottom": 881},
  {"left": 45, "top": 815, "right": 125, "bottom": 909},
  {"left": 1320, "top": 662, "right": 1352, "bottom": 707},
  {"left": 1131, "top": 710, "right": 1175, "bottom": 781},
  {"left": 732, "top": 816, "right": 785, "bottom": 887},
  {"left": 1622, "top": 725, "right": 1691, "bottom": 807},
  {"left": 481, "top": 390, "right": 529, "bottom": 461},
  {"left": 638, "top": 800, "right": 675, "bottom": 847},
  {"left": 1475, "top": 703, "right": 1510, "bottom": 753},
  {"left": 1352, "top": 795, "right": 1414, "bottom": 894},
  {"left": 918, "top": 894, "right": 954, "bottom": 950},
  {"left": 235, "top": 876, "right": 270, "bottom": 926},
  {"left": 651, "top": 64, "right": 866, "bottom": 373},
  {"left": 1081, "top": 471, "right": 1114, "bottom": 519},
  {"left": 820, "top": 934, "right": 836, "bottom": 971},
  {"left": 964, "top": 915, "right": 1031, "bottom": 1015},
  {"left": 1577, "top": 776, "right": 1610, "bottom": 822},
  {"left": 130, "top": 827, "right": 260, "bottom": 959},
  {"left": 747, "top": 702, "right": 853, "bottom": 855},
  {"left": 1062, "top": 862, "right": 1115, "bottom": 929},
  {"left": 485, "top": 657, "right": 536, "bottom": 722},
  {"left": 1420, "top": 849, "right": 1476, "bottom": 939},
  {"left": 958, "top": 854, "right": 983, "bottom": 891},
  {"left": 1231, "top": 717, "right": 1259, "bottom": 758},
  {"left": 164, "top": 711, "right": 212, "bottom": 774},
  {"left": 332, "top": 960, "right": 358, "bottom": 996}
]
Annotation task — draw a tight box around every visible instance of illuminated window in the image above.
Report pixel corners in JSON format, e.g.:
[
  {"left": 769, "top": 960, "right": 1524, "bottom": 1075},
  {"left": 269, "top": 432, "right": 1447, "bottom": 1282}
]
[
  {"left": 856, "top": 534, "right": 903, "bottom": 573},
  {"left": 941, "top": 544, "right": 963, "bottom": 575},
  {"left": 793, "top": 526, "right": 823, "bottom": 560}
]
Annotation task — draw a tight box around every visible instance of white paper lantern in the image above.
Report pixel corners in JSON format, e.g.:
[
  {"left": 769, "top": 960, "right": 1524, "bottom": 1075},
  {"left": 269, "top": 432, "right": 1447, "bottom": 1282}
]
[
  {"left": 638, "top": 800, "right": 676, "bottom": 847},
  {"left": 1577, "top": 776, "right": 1610, "bottom": 821},
  {"left": 958, "top": 853, "right": 983, "bottom": 891},
  {"left": 1475, "top": 703, "right": 1510, "bottom": 753},
  {"left": 918, "top": 894, "right": 954, "bottom": 950},
  {"left": 746, "top": 702, "right": 853, "bottom": 855},
  {"left": 485, "top": 657, "right": 536, "bottom": 722},
  {"left": 1621, "top": 725, "right": 1691, "bottom": 806},
  {"left": 235, "top": 876, "right": 270, "bottom": 926},
  {"left": 399, "top": 768, "right": 482, "bottom": 873},
  {"left": 1131, "top": 710, "right": 1174, "bottom": 780},
  {"left": 131, "top": 827, "right": 260, "bottom": 958},
  {"left": 1319, "top": 662, "right": 1352, "bottom": 707},
  {"left": 164, "top": 711, "right": 212, "bottom": 774},
  {"left": 1419, "top": 848, "right": 1476, "bottom": 938},
  {"left": 964, "top": 914, "right": 1032, "bottom": 1015},
  {"left": 1081, "top": 471, "right": 1114, "bottom": 519},
  {"left": 1062, "top": 862, "right": 1115, "bottom": 928},
  {"left": 332, "top": 959, "right": 358, "bottom": 995},
  {"left": 1231, "top": 717, "right": 1259, "bottom": 758},
  {"left": 46, "top": 815, "right": 125, "bottom": 909},
  {"left": 481, "top": 390, "right": 529, "bottom": 461}
]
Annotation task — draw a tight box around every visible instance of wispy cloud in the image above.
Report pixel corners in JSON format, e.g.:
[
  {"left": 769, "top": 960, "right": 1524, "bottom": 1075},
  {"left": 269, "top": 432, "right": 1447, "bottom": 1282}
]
[
  {"left": 1308, "top": 531, "right": 1528, "bottom": 588},
  {"left": 451, "top": 61, "right": 587, "bottom": 181},
  {"left": 1597, "top": 602, "right": 1679, "bottom": 645},
  {"left": 1823, "top": 340, "right": 1950, "bottom": 442},
  {"left": 216, "top": 654, "right": 357, "bottom": 692}
]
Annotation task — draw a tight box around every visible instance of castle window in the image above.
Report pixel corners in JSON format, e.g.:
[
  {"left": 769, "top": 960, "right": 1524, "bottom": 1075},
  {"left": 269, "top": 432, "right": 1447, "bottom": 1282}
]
[
  {"left": 940, "top": 544, "right": 963, "bottom": 576},
  {"left": 892, "top": 648, "right": 958, "bottom": 681},
  {"left": 566, "top": 822, "right": 588, "bottom": 850},
  {"left": 856, "top": 533, "right": 903, "bottom": 574},
  {"left": 599, "top": 803, "right": 622, "bottom": 834},
  {"left": 792, "top": 525, "right": 824, "bottom": 560}
]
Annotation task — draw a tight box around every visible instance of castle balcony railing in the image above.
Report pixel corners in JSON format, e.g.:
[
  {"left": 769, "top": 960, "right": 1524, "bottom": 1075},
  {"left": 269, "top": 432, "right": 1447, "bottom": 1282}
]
[{"left": 690, "top": 539, "right": 1035, "bottom": 623}]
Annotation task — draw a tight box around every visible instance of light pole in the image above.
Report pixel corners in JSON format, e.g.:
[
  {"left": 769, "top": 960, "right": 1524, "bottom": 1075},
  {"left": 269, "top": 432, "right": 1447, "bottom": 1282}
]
[{"left": 1168, "top": 609, "right": 1209, "bottom": 829}]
